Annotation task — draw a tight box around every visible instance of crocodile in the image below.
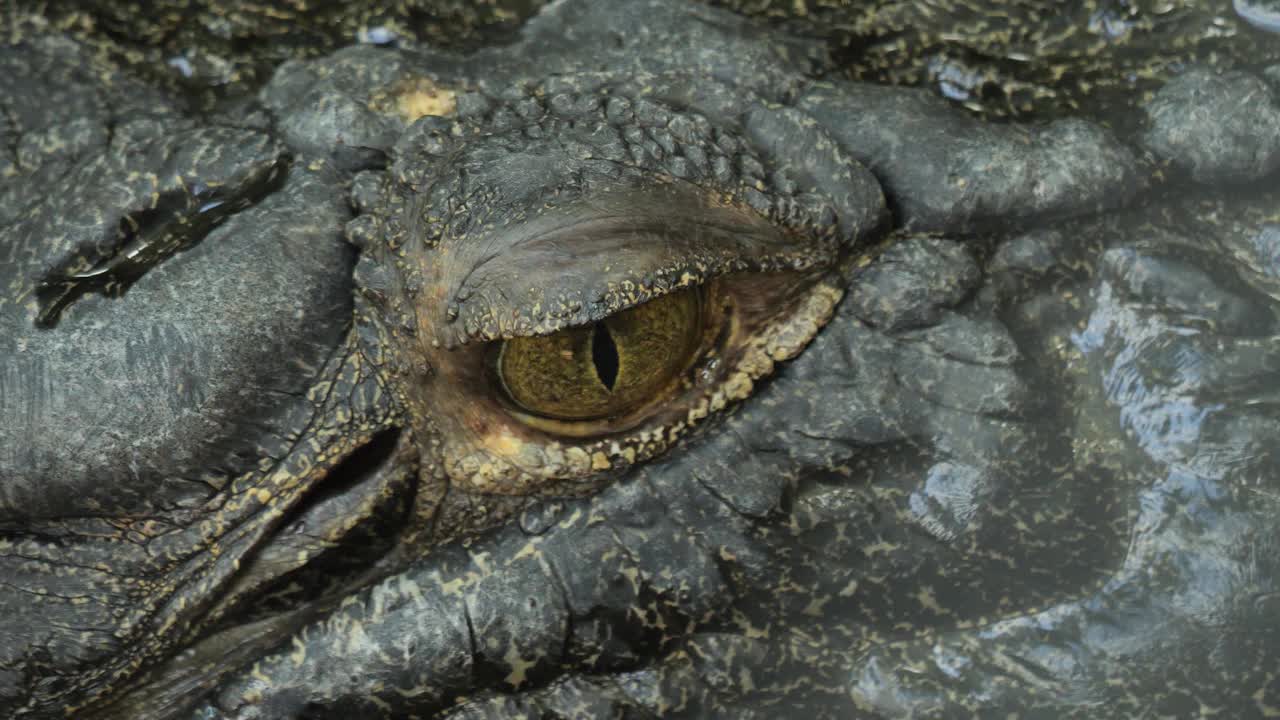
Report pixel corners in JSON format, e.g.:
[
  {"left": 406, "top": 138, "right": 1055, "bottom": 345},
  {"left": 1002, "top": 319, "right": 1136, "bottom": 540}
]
[{"left": 2, "top": 1, "right": 1280, "bottom": 717}]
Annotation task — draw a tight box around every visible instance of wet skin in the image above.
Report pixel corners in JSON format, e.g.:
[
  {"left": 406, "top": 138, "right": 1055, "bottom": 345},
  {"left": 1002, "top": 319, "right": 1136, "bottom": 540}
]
[{"left": 2, "top": 1, "right": 1280, "bottom": 717}]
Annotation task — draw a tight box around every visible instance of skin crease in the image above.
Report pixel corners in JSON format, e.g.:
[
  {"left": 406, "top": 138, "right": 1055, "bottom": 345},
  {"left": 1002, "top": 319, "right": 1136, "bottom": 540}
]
[{"left": 1, "top": 1, "right": 1280, "bottom": 718}]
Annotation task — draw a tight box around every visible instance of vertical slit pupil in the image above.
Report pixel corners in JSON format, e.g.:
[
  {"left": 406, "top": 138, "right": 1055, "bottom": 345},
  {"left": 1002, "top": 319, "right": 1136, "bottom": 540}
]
[{"left": 592, "top": 323, "right": 620, "bottom": 391}]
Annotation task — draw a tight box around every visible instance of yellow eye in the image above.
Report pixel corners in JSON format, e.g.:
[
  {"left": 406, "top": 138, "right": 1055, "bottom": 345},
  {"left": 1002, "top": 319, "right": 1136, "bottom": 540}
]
[{"left": 497, "top": 288, "right": 704, "bottom": 421}]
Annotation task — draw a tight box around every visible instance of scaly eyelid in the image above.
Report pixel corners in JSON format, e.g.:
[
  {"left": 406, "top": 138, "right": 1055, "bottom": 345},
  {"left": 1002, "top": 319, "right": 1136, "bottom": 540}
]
[{"left": 435, "top": 193, "right": 829, "bottom": 345}]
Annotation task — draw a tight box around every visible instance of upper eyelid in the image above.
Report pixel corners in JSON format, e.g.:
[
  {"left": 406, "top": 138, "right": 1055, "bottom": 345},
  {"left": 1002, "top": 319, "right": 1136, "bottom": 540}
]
[
  {"left": 453, "top": 217, "right": 743, "bottom": 299},
  {"left": 436, "top": 206, "right": 813, "bottom": 344},
  {"left": 451, "top": 215, "right": 676, "bottom": 303},
  {"left": 446, "top": 228, "right": 710, "bottom": 342}
]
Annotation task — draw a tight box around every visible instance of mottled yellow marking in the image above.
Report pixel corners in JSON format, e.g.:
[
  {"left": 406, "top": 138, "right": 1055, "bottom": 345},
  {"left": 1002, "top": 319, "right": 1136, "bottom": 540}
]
[
  {"left": 802, "top": 594, "right": 831, "bottom": 617},
  {"left": 915, "top": 585, "right": 946, "bottom": 614},
  {"left": 386, "top": 76, "right": 457, "bottom": 122},
  {"left": 621, "top": 566, "right": 642, "bottom": 595},
  {"left": 254, "top": 488, "right": 271, "bottom": 504},
  {"left": 344, "top": 619, "right": 373, "bottom": 657},
  {"left": 732, "top": 609, "right": 770, "bottom": 639},
  {"left": 290, "top": 636, "right": 307, "bottom": 667},
  {"left": 509, "top": 539, "right": 542, "bottom": 564},
  {"left": 503, "top": 646, "right": 538, "bottom": 688},
  {"left": 1253, "top": 683, "right": 1280, "bottom": 715},
  {"left": 485, "top": 431, "right": 526, "bottom": 457},
  {"left": 861, "top": 540, "right": 898, "bottom": 557},
  {"left": 559, "top": 507, "right": 583, "bottom": 529},
  {"left": 438, "top": 576, "right": 467, "bottom": 596}
]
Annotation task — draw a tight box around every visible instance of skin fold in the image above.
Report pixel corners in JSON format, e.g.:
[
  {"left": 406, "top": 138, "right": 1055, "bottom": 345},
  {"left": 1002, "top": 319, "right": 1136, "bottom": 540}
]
[{"left": 1, "top": 1, "right": 1279, "bottom": 717}]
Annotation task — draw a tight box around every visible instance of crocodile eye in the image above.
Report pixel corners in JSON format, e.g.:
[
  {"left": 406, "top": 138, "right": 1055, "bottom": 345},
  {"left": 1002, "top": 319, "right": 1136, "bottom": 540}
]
[
  {"left": 496, "top": 287, "right": 705, "bottom": 422},
  {"left": 375, "top": 187, "right": 848, "bottom": 496}
]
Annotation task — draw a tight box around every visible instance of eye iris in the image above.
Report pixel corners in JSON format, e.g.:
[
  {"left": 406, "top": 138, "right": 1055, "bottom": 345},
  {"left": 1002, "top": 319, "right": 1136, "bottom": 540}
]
[{"left": 498, "top": 288, "right": 702, "bottom": 421}]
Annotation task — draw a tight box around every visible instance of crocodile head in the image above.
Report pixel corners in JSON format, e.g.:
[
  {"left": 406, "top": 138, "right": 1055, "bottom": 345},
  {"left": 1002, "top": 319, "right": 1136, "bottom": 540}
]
[{"left": 2, "top": 2, "right": 1279, "bottom": 718}]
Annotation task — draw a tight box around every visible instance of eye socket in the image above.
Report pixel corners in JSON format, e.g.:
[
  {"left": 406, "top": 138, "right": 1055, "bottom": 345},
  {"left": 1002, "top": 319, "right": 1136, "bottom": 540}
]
[
  {"left": 496, "top": 287, "right": 705, "bottom": 421},
  {"left": 411, "top": 269, "right": 839, "bottom": 494}
]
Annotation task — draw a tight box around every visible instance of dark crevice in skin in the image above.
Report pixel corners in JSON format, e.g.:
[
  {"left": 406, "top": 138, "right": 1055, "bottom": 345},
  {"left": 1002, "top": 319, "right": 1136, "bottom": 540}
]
[
  {"left": 212, "top": 427, "right": 410, "bottom": 630},
  {"left": 142, "top": 330, "right": 358, "bottom": 565},
  {"left": 283, "top": 427, "right": 402, "bottom": 517},
  {"left": 34, "top": 153, "right": 292, "bottom": 328},
  {"left": 83, "top": 429, "right": 415, "bottom": 719},
  {"left": 547, "top": 564, "right": 577, "bottom": 675},
  {"left": 463, "top": 601, "right": 481, "bottom": 684}
]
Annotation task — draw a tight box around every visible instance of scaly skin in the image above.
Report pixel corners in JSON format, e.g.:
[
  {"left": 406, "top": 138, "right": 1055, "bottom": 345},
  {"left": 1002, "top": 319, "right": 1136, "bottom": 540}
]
[{"left": 1, "top": 1, "right": 1279, "bottom": 718}]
